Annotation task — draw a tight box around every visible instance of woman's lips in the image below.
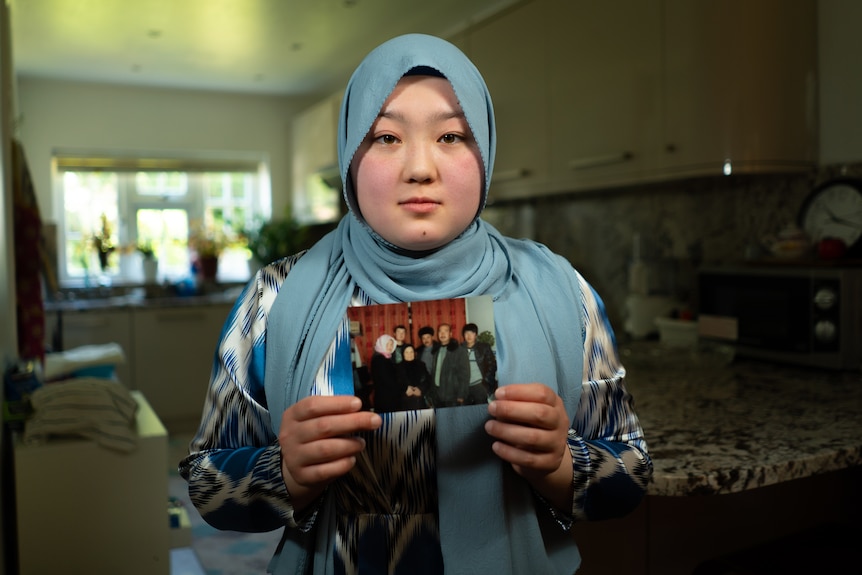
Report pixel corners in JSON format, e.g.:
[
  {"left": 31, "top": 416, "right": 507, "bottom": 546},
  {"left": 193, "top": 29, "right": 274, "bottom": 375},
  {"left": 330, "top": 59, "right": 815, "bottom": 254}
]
[{"left": 400, "top": 197, "right": 440, "bottom": 213}]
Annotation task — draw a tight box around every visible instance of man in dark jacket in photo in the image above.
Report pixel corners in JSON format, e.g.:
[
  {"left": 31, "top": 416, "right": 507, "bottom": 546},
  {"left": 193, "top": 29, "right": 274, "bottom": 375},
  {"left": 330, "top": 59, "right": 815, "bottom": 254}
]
[
  {"left": 429, "top": 323, "right": 469, "bottom": 407},
  {"left": 415, "top": 325, "right": 438, "bottom": 375},
  {"left": 461, "top": 323, "right": 497, "bottom": 405}
]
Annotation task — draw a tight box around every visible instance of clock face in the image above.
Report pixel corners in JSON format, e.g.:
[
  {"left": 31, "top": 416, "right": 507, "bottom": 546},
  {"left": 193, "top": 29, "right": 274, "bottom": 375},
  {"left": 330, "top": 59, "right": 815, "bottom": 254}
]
[{"left": 799, "top": 180, "right": 862, "bottom": 248}]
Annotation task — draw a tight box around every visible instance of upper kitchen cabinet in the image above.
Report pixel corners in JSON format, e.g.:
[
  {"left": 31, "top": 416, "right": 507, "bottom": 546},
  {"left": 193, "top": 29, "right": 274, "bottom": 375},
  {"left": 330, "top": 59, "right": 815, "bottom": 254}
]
[
  {"left": 819, "top": 0, "right": 862, "bottom": 165},
  {"left": 473, "top": 0, "right": 817, "bottom": 200},
  {"left": 546, "top": 0, "right": 663, "bottom": 194},
  {"left": 662, "top": 0, "right": 817, "bottom": 178},
  {"left": 467, "top": 0, "right": 551, "bottom": 200},
  {"left": 292, "top": 92, "right": 343, "bottom": 224}
]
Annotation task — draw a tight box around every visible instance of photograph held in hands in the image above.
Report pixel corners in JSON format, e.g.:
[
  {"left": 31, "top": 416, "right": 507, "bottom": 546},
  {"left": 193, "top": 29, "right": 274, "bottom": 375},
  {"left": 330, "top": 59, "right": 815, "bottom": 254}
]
[{"left": 347, "top": 295, "right": 497, "bottom": 412}]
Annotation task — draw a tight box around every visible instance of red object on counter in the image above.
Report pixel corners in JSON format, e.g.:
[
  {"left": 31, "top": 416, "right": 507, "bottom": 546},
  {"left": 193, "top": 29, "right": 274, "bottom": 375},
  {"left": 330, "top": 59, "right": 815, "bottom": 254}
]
[{"left": 818, "top": 237, "right": 847, "bottom": 260}]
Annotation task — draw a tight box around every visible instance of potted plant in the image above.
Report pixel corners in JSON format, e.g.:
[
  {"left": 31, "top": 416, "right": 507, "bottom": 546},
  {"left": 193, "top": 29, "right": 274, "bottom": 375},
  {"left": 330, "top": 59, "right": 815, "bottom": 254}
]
[
  {"left": 478, "top": 330, "right": 496, "bottom": 349},
  {"left": 243, "top": 208, "right": 308, "bottom": 269},
  {"left": 91, "top": 213, "right": 116, "bottom": 271},
  {"left": 188, "top": 218, "right": 229, "bottom": 281}
]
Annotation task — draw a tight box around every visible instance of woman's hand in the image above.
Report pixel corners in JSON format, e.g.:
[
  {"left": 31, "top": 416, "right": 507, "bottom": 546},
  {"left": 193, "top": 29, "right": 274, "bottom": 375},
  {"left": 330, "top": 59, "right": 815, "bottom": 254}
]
[
  {"left": 279, "top": 395, "right": 382, "bottom": 512},
  {"left": 485, "top": 383, "right": 573, "bottom": 511}
]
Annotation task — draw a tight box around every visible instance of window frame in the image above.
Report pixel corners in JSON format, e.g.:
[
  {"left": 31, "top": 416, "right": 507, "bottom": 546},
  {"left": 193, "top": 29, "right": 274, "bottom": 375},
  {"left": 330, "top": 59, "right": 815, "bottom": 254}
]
[{"left": 52, "top": 151, "right": 271, "bottom": 288}]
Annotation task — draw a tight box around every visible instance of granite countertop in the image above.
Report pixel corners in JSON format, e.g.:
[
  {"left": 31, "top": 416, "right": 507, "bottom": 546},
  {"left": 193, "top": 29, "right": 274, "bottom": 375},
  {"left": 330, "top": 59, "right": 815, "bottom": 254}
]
[
  {"left": 620, "top": 342, "right": 862, "bottom": 497},
  {"left": 45, "top": 285, "right": 244, "bottom": 312}
]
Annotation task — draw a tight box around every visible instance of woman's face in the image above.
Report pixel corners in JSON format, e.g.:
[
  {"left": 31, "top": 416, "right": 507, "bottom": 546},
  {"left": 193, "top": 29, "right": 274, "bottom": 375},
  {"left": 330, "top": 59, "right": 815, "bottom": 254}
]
[
  {"left": 403, "top": 346, "right": 415, "bottom": 361},
  {"left": 351, "top": 75, "right": 483, "bottom": 252},
  {"left": 386, "top": 338, "right": 396, "bottom": 353}
]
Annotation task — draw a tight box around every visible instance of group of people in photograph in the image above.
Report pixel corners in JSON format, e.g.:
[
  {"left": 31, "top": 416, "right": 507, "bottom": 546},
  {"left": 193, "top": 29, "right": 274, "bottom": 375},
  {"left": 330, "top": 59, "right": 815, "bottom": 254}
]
[{"left": 366, "top": 322, "right": 497, "bottom": 412}]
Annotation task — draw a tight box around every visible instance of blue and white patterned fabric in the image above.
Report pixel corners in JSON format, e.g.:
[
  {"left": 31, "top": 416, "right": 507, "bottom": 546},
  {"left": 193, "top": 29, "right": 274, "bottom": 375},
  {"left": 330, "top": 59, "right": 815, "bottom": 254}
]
[{"left": 179, "top": 256, "right": 652, "bottom": 574}]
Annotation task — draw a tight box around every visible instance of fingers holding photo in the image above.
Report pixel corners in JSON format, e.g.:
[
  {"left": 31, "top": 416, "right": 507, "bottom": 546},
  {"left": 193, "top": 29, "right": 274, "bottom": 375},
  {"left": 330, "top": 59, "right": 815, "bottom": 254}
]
[
  {"left": 485, "top": 383, "right": 570, "bottom": 474},
  {"left": 278, "top": 395, "right": 383, "bottom": 507}
]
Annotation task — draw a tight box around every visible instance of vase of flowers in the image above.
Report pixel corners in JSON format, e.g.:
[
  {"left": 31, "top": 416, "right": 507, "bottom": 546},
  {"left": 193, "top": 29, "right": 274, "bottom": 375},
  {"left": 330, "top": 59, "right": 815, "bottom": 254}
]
[
  {"left": 91, "top": 213, "right": 116, "bottom": 271},
  {"left": 188, "top": 218, "right": 230, "bottom": 282},
  {"left": 138, "top": 241, "right": 158, "bottom": 284}
]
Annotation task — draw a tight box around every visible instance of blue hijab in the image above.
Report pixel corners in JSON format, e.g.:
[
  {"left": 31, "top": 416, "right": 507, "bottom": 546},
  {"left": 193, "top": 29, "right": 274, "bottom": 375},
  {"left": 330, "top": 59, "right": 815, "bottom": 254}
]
[{"left": 265, "top": 34, "right": 585, "bottom": 575}]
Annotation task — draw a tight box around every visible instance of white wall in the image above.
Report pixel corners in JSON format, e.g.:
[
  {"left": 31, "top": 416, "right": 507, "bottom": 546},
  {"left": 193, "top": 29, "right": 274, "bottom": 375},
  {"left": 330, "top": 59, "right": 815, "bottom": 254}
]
[
  {"left": 16, "top": 77, "right": 318, "bottom": 221},
  {"left": 819, "top": 0, "right": 862, "bottom": 164}
]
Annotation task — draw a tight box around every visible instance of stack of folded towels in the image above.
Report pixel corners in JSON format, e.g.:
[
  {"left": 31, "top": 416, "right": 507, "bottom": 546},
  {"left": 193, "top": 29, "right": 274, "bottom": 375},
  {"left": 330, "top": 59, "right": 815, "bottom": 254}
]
[{"left": 23, "top": 343, "right": 139, "bottom": 453}]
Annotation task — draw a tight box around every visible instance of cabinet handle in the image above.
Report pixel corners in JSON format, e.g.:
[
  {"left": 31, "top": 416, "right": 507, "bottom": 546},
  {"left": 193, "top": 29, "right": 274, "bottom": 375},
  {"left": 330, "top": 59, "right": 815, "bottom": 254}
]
[
  {"left": 493, "top": 168, "right": 530, "bottom": 182},
  {"left": 568, "top": 152, "right": 633, "bottom": 170}
]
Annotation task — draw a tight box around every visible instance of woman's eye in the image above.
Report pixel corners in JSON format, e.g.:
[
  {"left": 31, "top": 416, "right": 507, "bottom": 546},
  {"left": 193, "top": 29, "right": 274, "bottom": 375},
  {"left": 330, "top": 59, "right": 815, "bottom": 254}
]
[
  {"left": 439, "top": 133, "right": 463, "bottom": 144},
  {"left": 374, "top": 134, "right": 399, "bottom": 145}
]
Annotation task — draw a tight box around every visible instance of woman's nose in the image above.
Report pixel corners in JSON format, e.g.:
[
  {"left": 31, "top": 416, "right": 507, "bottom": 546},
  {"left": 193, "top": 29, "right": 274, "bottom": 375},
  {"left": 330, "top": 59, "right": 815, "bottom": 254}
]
[{"left": 403, "top": 141, "right": 436, "bottom": 183}]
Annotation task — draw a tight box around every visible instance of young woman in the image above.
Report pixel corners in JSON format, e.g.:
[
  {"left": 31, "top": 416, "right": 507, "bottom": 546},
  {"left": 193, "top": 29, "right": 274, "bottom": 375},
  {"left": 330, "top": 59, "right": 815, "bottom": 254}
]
[{"left": 180, "top": 33, "right": 652, "bottom": 575}]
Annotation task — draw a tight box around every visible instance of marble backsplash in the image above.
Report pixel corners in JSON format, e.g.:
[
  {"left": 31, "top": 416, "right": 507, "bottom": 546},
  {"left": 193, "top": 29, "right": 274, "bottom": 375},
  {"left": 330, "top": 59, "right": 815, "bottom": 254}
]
[{"left": 482, "top": 162, "right": 862, "bottom": 330}]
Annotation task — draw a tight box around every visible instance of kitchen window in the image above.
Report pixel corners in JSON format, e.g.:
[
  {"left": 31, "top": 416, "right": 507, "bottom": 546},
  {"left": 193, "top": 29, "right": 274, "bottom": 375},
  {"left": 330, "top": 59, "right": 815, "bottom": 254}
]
[{"left": 54, "top": 153, "right": 270, "bottom": 287}]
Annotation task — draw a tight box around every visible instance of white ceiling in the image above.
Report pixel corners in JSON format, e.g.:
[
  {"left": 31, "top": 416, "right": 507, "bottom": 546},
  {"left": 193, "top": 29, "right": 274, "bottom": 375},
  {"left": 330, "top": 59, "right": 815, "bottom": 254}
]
[{"left": 9, "top": 0, "right": 515, "bottom": 96}]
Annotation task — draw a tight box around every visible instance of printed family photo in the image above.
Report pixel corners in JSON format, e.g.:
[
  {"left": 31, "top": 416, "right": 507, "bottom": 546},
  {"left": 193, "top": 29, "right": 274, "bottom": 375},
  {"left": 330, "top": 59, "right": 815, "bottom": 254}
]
[{"left": 347, "top": 296, "right": 497, "bottom": 412}]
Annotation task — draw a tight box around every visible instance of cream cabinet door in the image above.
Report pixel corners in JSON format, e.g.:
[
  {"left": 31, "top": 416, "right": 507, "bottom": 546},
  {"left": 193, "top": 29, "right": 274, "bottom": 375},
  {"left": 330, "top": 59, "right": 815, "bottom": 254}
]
[
  {"left": 469, "top": 0, "right": 551, "bottom": 201},
  {"left": 547, "top": 0, "right": 663, "bottom": 192},
  {"left": 132, "top": 304, "right": 232, "bottom": 432},
  {"left": 662, "top": 0, "right": 818, "bottom": 176},
  {"left": 292, "top": 91, "right": 343, "bottom": 223},
  {"left": 819, "top": 0, "right": 862, "bottom": 164}
]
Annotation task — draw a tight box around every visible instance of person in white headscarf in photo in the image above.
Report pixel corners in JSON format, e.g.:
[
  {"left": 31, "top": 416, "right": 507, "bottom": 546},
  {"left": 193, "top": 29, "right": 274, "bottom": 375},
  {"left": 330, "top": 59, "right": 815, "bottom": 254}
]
[
  {"left": 180, "top": 33, "right": 652, "bottom": 575},
  {"left": 369, "top": 334, "right": 399, "bottom": 413}
]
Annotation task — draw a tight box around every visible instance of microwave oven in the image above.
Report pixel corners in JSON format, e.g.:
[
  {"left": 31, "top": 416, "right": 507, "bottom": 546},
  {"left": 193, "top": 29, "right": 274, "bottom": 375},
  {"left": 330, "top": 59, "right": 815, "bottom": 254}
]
[{"left": 697, "top": 265, "right": 862, "bottom": 370}]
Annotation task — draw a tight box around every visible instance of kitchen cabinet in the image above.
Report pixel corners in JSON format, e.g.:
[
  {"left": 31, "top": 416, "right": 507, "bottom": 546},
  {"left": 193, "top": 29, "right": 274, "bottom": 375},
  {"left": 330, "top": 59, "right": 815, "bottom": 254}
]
[
  {"left": 132, "top": 304, "right": 232, "bottom": 432},
  {"left": 292, "top": 91, "right": 343, "bottom": 224},
  {"left": 546, "top": 0, "right": 662, "bottom": 193},
  {"left": 467, "top": 0, "right": 551, "bottom": 199},
  {"left": 818, "top": 0, "right": 862, "bottom": 164},
  {"left": 469, "top": 0, "right": 817, "bottom": 201},
  {"left": 661, "top": 0, "right": 817, "bottom": 177},
  {"left": 46, "top": 308, "right": 135, "bottom": 388}
]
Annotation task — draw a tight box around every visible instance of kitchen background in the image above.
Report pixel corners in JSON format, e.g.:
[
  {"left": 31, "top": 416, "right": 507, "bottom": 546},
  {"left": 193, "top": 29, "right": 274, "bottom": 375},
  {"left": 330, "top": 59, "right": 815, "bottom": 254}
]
[
  {"left": 3, "top": 0, "right": 862, "bottom": 573},
  {"left": 12, "top": 0, "right": 862, "bottom": 331},
  {"left": 485, "top": 164, "right": 862, "bottom": 329}
]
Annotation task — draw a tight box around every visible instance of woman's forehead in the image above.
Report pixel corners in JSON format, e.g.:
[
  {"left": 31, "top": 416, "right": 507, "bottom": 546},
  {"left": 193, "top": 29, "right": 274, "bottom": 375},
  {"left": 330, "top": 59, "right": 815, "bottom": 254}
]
[{"left": 378, "top": 75, "right": 462, "bottom": 114}]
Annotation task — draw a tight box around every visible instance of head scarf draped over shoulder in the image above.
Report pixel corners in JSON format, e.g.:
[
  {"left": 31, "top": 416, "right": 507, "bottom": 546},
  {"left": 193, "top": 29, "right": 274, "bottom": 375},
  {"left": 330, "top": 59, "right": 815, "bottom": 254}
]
[{"left": 338, "top": 33, "right": 495, "bottom": 235}]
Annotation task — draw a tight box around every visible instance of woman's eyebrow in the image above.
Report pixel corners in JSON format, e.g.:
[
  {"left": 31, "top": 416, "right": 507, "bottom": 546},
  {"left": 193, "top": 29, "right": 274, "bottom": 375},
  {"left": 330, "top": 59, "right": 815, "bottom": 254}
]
[{"left": 378, "top": 109, "right": 466, "bottom": 123}]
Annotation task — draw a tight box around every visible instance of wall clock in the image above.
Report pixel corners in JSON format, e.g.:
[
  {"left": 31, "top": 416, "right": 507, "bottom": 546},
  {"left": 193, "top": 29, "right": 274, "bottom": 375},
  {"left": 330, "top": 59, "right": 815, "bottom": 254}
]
[{"left": 798, "top": 178, "right": 862, "bottom": 253}]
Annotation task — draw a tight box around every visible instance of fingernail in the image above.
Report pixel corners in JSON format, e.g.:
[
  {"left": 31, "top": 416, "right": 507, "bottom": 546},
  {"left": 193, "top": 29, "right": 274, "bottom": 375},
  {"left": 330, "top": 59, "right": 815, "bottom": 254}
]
[{"left": 487, "top": 401, "right": 497, "bottom": 416}]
